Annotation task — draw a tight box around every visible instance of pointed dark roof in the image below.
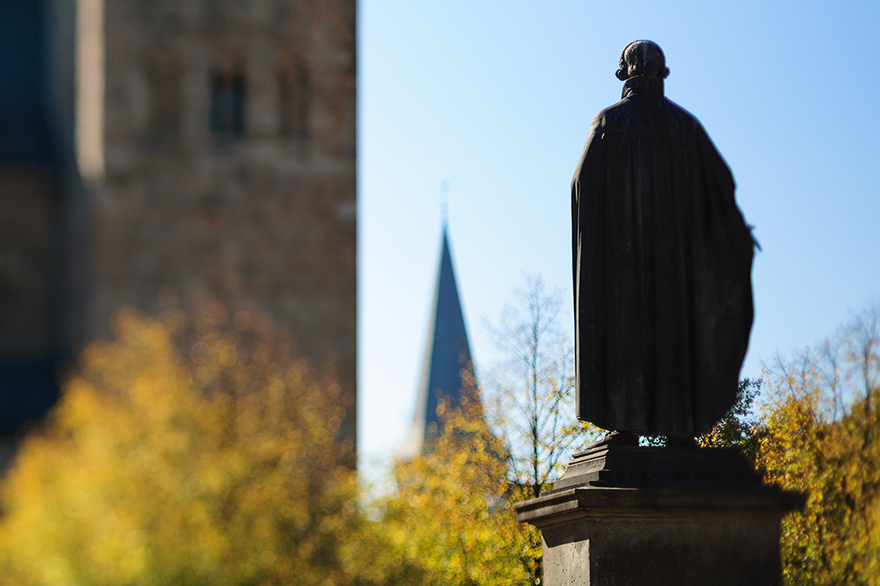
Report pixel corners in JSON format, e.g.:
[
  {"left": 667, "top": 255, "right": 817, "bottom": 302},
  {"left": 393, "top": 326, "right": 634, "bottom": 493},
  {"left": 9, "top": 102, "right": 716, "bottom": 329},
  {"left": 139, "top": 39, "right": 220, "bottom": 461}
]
[{"left": 400, "top": 229, "right": 474, "bottom": 457}]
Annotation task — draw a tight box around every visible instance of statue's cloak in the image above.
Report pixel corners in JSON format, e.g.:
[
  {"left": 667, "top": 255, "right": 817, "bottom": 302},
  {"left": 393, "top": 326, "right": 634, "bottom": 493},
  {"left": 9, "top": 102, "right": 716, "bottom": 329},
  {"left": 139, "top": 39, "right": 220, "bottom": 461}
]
[{"left": 572, "top": 77, "right": 754, "bottom": 437}]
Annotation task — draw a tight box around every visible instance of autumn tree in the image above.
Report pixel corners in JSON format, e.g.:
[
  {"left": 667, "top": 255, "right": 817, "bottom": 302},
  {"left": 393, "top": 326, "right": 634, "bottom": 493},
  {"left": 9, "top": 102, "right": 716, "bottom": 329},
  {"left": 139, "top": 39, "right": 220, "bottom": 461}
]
[
  {"left": 378, "top": 394, "right": 541, "bottom": 586},
  {"left": 484, "top": 276, "right": 599, "bottom": 498},
  {"left": 0, "top": 301, "right": 378, "bottom": 586},
  {"left": 373, "top": 277, "right": 591, "bottom": 586},
  {"left": 757, "top": 304, "right": 880, "bottom": 586},
  {"left": 695, "top": 378, "right": 762, "bottom": 457}
]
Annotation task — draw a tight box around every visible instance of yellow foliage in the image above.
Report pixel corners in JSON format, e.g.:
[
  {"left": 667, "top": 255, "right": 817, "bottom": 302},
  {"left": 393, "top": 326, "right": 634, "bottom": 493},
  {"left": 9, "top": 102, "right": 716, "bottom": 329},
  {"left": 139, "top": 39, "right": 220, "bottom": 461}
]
[
  {"left": 0, "top": 305, "right": 372, "bottom": 586},
  {"left": 757, "top": 306, "right": 880, "bottom": 586},
  {"left": 379, "top": 397, "right": 541, "bottom": 586}
]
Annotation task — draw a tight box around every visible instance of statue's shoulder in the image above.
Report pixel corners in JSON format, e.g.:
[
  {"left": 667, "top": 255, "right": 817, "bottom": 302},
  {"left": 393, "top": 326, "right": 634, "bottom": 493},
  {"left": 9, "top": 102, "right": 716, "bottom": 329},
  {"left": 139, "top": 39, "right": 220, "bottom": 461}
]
[
  {"left": 591, "top": 99, "right": 630, "bottom": 129},
  {"left": 663, "top": 97, "right": 706, "bottom": 132},
  {"left": 585, "top": 101, "right": 631, "bottom": 143},
  {"left": 588, "top": 97, "right": 710, "bottom": 145}
]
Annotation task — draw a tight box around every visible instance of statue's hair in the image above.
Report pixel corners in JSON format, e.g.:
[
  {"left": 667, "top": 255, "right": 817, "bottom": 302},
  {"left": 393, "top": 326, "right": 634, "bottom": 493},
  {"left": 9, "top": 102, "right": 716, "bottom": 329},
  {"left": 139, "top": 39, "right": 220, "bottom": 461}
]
[{"left": 616, "top": 40, "right": 669, "bottom": 81}]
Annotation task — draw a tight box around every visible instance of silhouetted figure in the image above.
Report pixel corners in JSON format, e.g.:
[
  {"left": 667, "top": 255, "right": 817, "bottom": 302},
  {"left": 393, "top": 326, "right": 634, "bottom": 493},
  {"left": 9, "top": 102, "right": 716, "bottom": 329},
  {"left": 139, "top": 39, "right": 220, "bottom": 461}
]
[{"left": 572, "top": 40, "right": 754, "bottom": 438}]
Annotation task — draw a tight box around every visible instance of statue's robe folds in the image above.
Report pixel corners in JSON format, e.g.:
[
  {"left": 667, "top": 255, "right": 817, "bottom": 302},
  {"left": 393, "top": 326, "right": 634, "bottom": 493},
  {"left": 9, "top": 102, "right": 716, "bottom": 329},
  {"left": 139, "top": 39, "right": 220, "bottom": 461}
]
[{"left": 572, "top": 76, "right": 754, "bottom": 437}]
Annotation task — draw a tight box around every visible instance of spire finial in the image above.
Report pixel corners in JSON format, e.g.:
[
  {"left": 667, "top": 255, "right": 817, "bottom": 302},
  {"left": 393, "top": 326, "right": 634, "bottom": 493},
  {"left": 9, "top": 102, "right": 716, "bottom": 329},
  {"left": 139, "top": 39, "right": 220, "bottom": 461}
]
[{"left": 440, "top": 180, "right": 450, "bottom": 228}]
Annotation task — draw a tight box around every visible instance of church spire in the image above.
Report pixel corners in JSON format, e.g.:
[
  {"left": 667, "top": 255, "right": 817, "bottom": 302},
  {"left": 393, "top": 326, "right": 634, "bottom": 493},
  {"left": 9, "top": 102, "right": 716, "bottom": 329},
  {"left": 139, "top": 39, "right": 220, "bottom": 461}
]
[{"left": 399, "top": 228, "right": 475, "bottom": 458}]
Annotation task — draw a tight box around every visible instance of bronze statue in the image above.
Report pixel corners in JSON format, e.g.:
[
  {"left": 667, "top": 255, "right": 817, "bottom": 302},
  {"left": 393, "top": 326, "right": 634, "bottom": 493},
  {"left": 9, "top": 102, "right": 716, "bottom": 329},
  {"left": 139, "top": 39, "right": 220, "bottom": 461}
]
[{"left": 572, "top": 40, "right": 754, "bottom": 438}]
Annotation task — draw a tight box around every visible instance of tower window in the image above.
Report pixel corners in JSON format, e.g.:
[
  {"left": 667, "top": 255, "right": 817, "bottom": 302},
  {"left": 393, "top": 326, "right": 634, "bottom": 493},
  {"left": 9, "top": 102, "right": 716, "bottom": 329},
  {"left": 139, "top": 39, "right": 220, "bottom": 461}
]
[
  {"left": 210, "top": 72, "right": 244, "bottom": 138},
  {"left": 149, "top": 50, "right": 180, "bottom": 139},
  {"left": 279, "top": 68, "right": 309, "bottom": 139}
]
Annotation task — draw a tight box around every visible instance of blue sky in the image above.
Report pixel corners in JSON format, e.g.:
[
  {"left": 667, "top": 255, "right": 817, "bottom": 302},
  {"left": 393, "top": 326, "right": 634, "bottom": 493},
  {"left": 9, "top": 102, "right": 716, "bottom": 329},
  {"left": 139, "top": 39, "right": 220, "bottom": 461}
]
[{"left": 357, "top": 0, "right": 880, "bottom": 467}]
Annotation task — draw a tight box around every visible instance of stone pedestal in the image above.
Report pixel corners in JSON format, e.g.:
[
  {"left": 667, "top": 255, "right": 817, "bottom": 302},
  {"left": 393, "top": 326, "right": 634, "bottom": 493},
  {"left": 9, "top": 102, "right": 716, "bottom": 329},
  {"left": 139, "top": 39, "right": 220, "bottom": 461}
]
[{"left": 515, "top": 436, "right": 802, "bottom": 586}]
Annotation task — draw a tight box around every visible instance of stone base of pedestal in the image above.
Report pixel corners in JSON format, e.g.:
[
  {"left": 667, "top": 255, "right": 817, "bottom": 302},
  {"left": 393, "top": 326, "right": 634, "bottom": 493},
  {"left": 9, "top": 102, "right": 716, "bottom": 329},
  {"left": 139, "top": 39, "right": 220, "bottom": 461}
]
[{"left": 515, "top": 437, "right": 803, "bottom": 586}]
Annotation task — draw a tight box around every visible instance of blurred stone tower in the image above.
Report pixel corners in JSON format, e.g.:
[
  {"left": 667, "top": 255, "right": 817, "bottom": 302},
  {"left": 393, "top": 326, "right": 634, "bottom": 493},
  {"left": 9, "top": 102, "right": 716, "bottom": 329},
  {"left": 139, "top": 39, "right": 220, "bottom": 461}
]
[{"left": 0, "top": 0, "right": 358, "bottom": 454}]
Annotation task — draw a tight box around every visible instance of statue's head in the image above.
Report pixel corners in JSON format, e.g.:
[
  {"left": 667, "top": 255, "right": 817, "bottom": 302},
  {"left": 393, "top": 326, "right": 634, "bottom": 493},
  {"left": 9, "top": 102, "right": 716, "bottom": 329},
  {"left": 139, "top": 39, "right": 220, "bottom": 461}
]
[{"left": 615, "top": 40, "right": 670, "bottom": 81}]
